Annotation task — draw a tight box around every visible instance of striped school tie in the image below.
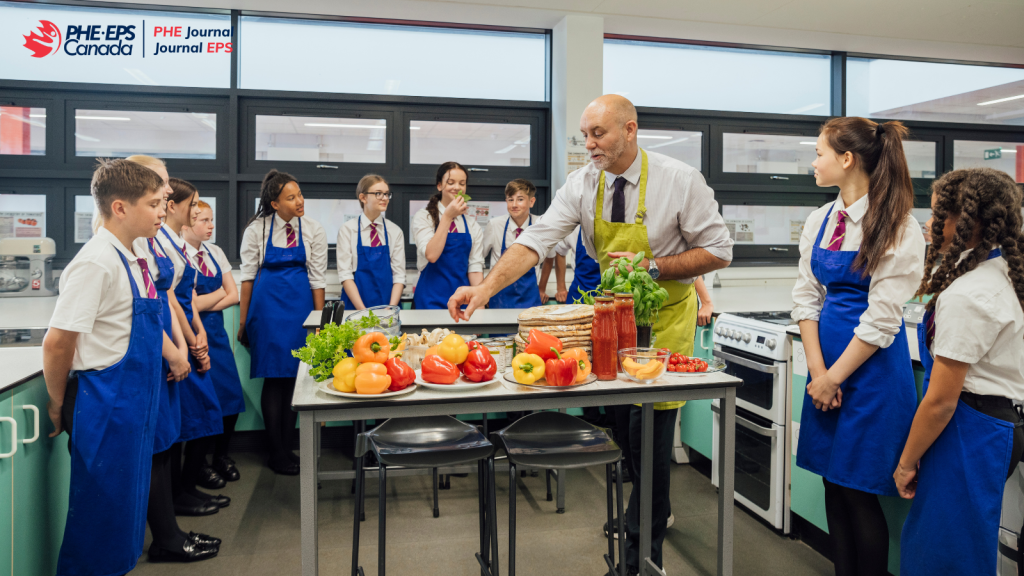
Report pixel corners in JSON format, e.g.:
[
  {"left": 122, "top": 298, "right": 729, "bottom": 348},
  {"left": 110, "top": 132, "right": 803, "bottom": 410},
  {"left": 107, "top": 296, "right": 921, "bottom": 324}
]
[
  {"left": 195, "top": 251, "right": 214, "bottom": 277},
  {"left": 825, "top": 210, "right": 849, "bottom": 251},
  {"left": 515, "top": 227, "right": 523, "bottom": 239},
  {"left": 285, "top": 222, "right": 297, "bottom": 248},
  {"left": 370, "top": 223, "right": 382, "bottom": 247},
  {"left": 137, "top": 258, "right": 157, "bottom": 299},
  {"left": 449, "top": 220, "right": 458, "bottom": 233}
]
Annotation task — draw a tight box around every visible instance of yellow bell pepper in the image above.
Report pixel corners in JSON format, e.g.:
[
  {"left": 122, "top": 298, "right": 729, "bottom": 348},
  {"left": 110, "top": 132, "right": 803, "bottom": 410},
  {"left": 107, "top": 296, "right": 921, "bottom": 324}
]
[
  {"left": 332, "top": 357, "right": 360, "bottom": 392},
  {"left": 511, "top": 353, "right": 546, "bottom": 385},
  {"left": 439, "top": 333, "right": 469, "bottom": 365}
]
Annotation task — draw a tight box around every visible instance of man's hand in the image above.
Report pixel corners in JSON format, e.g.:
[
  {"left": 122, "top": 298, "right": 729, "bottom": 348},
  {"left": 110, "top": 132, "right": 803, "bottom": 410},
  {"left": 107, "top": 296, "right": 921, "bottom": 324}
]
[
  {"left": 448, "top": 285, "right": 492, "bottom": 322},
  {"left": 607, "top": 251, "right": 649, "bottom": 273},
  {"left": 47, "top": 398, "right": 63, "bottom": 437},
  {"left": 697, "top": 302, "right": 714, "bottom": 326},
  {"left": 556, "top": 288, "right": 568, "bottom": 303}
]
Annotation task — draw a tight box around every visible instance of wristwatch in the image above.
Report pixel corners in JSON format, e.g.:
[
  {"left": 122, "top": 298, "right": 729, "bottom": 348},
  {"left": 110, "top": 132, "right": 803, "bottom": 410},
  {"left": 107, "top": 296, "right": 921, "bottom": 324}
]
[{"left": 647, "top": 257, "right": 660, "bottom": 280}]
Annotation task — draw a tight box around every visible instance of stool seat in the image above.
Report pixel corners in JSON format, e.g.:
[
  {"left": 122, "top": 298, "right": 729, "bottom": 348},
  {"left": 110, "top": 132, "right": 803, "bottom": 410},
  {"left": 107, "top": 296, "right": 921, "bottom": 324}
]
[
  {"left": 495, "top": 411, "right": 621, "bottom": 470},
  {"left": 359, "top": 415, "right": 493, "bottom": 469}
]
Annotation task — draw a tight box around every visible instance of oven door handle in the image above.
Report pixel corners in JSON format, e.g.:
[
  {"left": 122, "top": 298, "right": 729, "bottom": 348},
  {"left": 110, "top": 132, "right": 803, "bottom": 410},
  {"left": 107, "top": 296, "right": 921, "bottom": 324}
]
[
  {"left": 711, "top": 403, "right": 778, "bottom": 437},
  {"left": 713, "top": 350, "right": 780, "bottom": 374}
]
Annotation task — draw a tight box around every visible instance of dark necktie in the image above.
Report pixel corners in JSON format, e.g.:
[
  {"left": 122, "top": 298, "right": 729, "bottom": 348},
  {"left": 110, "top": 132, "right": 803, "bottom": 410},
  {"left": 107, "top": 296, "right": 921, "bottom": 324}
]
[{"left": 611, "top": 176, "right": 627, "bottom": 223}]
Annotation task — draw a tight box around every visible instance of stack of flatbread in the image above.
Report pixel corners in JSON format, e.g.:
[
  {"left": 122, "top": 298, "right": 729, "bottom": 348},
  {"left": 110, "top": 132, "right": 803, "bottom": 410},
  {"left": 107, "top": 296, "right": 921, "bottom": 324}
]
[{"left": 516, "top": 304, "right": 594, "bottom": 359}]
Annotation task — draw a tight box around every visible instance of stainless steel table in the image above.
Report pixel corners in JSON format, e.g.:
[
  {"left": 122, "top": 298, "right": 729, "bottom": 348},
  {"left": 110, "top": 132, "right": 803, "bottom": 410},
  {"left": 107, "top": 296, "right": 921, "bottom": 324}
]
[
  {"left": 293, "top": 365, "right": 740, "bottom": 576},
  {"left": 303, "top": 308, "right": 524, "bottom": 336}
]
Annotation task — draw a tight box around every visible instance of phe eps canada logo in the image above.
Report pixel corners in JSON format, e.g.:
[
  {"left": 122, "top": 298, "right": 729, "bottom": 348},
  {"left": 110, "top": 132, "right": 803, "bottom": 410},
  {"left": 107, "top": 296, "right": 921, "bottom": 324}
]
[{"left": 22, "top": 20, "right": 61, "bottom": 58}]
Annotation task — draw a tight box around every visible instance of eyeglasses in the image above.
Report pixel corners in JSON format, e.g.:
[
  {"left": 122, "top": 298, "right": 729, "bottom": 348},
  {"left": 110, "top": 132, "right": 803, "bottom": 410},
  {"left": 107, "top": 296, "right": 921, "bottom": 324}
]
[{"left": 367, "top": 192, "right": 392, "bottom": 200}]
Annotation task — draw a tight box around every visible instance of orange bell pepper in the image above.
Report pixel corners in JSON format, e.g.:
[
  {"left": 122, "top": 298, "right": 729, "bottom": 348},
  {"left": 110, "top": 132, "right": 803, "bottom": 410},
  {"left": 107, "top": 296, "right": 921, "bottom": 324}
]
[
  {"left": 561, "top": 348, "right": 592, "bottom": 383},
  {"left": 525, "top": 329, "right": 562, "bottom": 361},
  {"left": 354, "top": 362, "right": 391, "bottom": 394},
  {"left": 353, "top": 332, "right": 390, "bottom": 364}
]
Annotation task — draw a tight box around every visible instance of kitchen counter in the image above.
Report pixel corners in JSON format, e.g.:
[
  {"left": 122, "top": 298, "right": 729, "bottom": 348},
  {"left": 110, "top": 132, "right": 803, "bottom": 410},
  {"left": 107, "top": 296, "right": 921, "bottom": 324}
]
[
  {"left": 0, "top": 296, "right": 57, "bottom": 330},
  {"left": 0, "top": 346, "right": 44, "bottom": 394}
]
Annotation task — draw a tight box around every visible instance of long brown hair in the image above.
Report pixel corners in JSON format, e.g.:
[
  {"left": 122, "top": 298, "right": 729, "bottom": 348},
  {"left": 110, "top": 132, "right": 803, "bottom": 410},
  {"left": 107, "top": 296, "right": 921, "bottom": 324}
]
[
  {"left": 821, "top": 117, "right": 914, "bottom": 276},
  {"left": 916, "top": 168, "right": 1024, "bottom": 311},
  {"left": 427, "top": 161, "right": 468, "bottom": 230},
  {"left": 356, "top": 173, "right": 387, "bottom": 208}
]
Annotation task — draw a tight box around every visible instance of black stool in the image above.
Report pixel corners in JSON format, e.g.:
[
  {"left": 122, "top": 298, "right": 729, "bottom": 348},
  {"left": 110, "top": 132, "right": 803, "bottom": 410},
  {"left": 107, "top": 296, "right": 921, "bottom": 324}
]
[
  {"left": 352, "top": 415, "right": 499, "bottom": 576},
  {"left": 488, "top": 411, "right": 626, "bottom": 576}
]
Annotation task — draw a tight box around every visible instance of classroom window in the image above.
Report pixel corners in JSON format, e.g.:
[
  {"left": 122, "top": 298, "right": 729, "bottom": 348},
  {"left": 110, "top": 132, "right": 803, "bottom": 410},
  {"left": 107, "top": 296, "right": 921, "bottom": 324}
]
[
  {"left": 410, "top": 121, "right": 531, "bottom": 166},
  {"left": 903, "top": 141, "right": 937, "bottom": 179},
  {"left": 302, "top": 198, "right": 363, "bottom": 245},
  {"left": 638, "top": 129, "right": 702, "bottom": 170},
  {"left": 239, "top": 17, "right": 547, "bottom": 101},
  {"left": 721, "top": 205, "right": 819, "bottom": 245},
  {"left": 0, "top": 107, "right": 45, "bottom": 156},
  {"left": 847, "top": 57, "right": 1024, "bottom": 126},
  {"left": 0, "top": 194, "right": 46, "bottom": 239},
  {"left": 605, "top": 40, "right": 831, "bottom": 115},
  {"left": 73, "top": 195, "right": 95, "bottom": 243},
  {"left": 722, "top": 133, "right": 816, "bottom": 175},
  {"left": 74, "top": 109, "right": 216, "bottom": 159},
  {"left": 254, "top": 115, "right": 386, "bottom": 163},
  {"left": 953, "top": 140, "right": 1024, "bottom": 183}
]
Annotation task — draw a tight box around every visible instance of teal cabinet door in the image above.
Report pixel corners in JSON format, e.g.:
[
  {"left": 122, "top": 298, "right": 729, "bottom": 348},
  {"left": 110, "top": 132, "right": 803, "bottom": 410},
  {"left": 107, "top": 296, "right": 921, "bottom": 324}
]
[
  {"left": 677, "top": 322, "right": 716, "bottom": 459},
  {"left": 693, "top": 322, "right": 714, "bottom": 360},
  {"left": 11, "top": 376, "right": 70, "bottom": 576},
  {"left": 0, "top": 389, "right": 14, "bottom": 576}
]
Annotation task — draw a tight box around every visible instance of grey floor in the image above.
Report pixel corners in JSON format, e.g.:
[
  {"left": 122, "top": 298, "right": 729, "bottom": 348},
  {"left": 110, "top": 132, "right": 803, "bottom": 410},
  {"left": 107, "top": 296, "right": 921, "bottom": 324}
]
[{"left": 129, "top": 450, "right": 834, "bottom": 576}]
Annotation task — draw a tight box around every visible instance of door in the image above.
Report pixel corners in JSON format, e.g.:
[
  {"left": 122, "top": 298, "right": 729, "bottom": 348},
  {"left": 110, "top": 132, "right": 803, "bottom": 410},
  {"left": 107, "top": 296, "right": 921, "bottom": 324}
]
[{"left": 0, "top": 388, "right": 15, "bottom": 576}]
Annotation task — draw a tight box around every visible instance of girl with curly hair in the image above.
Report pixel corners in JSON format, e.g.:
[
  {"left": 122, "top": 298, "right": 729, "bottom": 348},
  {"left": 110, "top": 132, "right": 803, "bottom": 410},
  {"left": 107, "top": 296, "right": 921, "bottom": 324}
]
[{"left": 895, "top": 168, "right": 1024, "bottom": 575}]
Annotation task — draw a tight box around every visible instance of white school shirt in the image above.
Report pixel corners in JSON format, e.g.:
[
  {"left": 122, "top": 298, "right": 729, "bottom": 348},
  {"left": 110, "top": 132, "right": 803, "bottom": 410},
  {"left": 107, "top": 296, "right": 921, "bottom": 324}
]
[
  {"left": 484, "top": 214, "right": 546, "bottom": 271},
  {"left": 239, "top": 214, "right": 328, "bottom": 290},
  {"left": 336, "top": 215, "right": 406, "bottom": 285},
  {"left": 154, "top": 223, "right": 197, "bottom": 291},
  {"left": 554, "top": 226, "right": 581, "bottom": 269},
  {"left": 791, "top": 193, "right": 925, "bottom": 349},
  {"left": 133, "top": 234, "right": 173, "bottom": 284},
  {"left": 932, "top": 251, "right": 1024, "bottom": 401},
  {"left": 50, "top": 227, "right": 155, "bottom": 372},
  {"left": 411, "top": 204, "right": 485, "bottom": 273},
  {"left": 514, "top": 148, "right": 733, "bottom": 285},
  {"left": 195, "top": 241, "right": 232, "bottom": 277}
]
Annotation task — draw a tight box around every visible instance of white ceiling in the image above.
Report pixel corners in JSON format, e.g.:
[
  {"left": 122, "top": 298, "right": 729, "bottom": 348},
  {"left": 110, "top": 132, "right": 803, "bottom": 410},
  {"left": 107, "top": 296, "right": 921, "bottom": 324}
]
[{"left": 100, "top": 0, "right": 1024, "bottom": 64}]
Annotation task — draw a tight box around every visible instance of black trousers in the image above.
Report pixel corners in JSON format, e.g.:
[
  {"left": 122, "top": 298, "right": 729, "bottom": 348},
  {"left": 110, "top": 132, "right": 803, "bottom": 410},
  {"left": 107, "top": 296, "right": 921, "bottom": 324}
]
[{"left": 623, "top": 405, "right": 678, "bottom": 570}]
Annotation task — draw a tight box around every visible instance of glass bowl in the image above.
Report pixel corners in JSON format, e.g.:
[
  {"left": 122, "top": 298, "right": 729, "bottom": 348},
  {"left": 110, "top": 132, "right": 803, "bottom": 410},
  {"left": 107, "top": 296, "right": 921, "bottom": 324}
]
[
  {"left": 344, "top": 305, "right": 402, "bottom": 339},
  {"left": 618, "top": 347, "right": 669, "bottom": 383}
]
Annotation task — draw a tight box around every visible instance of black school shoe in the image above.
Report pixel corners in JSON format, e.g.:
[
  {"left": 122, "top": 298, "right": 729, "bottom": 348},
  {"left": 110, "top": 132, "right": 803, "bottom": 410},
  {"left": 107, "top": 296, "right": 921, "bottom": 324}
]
[
  {"left": 189, "top": 532, "right": 222, "bottom": 548},
  {"left": 174, "top": 493, "right": 220, "bottom": 516},
  {"left": 212, "top": 456, "right": 240, "bottom": 482},
  {"left": 269, "top": 454, "right": 299, "bottom": 476},
  {"left": 197, "top": 466, "right": 227, "bottom": 489},
  {"left": 148, "top": 539, "right": 218, "bottom": 563}
]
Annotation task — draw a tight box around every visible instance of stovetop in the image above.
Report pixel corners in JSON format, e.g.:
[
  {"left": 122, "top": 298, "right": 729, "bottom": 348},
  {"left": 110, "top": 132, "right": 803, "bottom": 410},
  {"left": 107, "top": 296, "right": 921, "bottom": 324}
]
[
  {"left": 713, "top": 311, "right": 793, "bottom": 362},
  {"left": 730, "top": 311, "right": 794, "bottom": 326}
]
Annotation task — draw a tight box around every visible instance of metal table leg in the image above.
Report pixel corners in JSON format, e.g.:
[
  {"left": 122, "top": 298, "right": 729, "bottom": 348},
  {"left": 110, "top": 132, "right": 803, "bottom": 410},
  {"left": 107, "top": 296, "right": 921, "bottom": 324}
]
[
  {"left": 300, "top": 411, "right": 319, "bottom": 576},
  {"left": 639, "top": 402, "right": 653, "bottom": 575},
  {"left": 556, "top": 408, "right": 567, "bottom": 513},
  {"left": 716, "top": 389, "right": 735, "bottom": 576}
]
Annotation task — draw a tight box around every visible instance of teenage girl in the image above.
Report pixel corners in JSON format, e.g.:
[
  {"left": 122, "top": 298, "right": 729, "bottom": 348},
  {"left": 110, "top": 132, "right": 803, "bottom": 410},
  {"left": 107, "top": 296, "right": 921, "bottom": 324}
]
[
  {"left": 162, "top": 178, "right": 230, "bottom": 511},
  {"left": 895, "top": 168, "right": 1024, "bottom": 575},
  {"left": 183, "top": 201, "right": 246, "bottom": 482},
  {"left": 411, "top": 161, "right": 484, "bottom": 309},
  {"left": 791, "top": 118, "right": 925, "bottom": 576},
  {"left": 239, "top": 170, "right": 327, "bottom": 475},
  {"left": 337, "top": 174, "right": 406, "bottom": 309}
]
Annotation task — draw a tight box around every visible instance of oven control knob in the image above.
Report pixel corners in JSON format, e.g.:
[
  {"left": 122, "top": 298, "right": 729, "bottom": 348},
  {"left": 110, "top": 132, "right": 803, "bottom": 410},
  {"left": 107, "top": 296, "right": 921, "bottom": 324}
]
[
  {"left": 715, "top": 326, "right": 723, "bottom": 336},
  {"left": 743, "top": 333, "right": 751, "bottom": 343},
  {"left": 728, "top": 330, "right": 737, "bottom": 339},
  {"left": 766, "top": 338, "right": 777, "bottom": 350}
]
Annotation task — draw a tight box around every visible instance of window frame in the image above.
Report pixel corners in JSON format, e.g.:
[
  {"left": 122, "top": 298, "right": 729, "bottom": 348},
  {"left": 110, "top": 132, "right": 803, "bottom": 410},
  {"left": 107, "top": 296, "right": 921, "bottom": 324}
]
[{"left": 0, "top": 94, "right": 55, "bottom": 168}]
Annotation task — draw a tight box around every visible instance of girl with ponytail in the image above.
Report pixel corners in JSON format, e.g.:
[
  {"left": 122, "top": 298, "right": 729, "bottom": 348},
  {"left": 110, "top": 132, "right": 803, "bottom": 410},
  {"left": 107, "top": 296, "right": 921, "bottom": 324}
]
[
  {"left": 238, "top": 169, "right": 328, "bottom": 475},
  {"left": 791, "top": 118, "right": 925, "bottom": 575},
  {"left": 894, "top": 168, "right": 1024, "bottom": 575}
]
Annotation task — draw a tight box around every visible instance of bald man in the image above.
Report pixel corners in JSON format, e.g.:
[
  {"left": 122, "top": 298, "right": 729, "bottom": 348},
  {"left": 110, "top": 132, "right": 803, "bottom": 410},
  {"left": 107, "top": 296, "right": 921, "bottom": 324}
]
[{"left": 449, "top": 94, "right": 732, "bottom": 574}]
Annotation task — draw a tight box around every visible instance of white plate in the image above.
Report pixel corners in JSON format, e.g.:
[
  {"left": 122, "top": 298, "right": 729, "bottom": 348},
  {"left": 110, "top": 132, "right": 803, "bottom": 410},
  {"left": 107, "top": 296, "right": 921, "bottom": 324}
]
[
  {"left": 317, "top": 379, "right": 417, "bottom": 399},
  {"left": 415, "top": 369, "right": 500, "bottom": 391}
]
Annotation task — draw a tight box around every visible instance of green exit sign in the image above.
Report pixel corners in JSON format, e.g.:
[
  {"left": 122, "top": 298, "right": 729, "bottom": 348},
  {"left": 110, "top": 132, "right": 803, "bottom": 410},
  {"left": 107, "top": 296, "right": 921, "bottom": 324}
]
[{"left": 984, "top": 148, "right": 1002, "bottom": 160}]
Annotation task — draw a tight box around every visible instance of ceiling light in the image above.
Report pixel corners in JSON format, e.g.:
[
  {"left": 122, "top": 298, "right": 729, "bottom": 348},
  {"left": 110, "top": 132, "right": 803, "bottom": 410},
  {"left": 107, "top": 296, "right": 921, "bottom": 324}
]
[
  {"left": 304, "top": 123, "right": 385, "bottom": 129},
  {"left": 647, "top": 137, "right": 690, "bottom": 150},
  {"left": 29, "top": 114, "right": 46, "bottom": 118},
  {"left": 1002, "top": 148, "right": 1018, "bottom": 154},
  {"left": 409, "top": 126, "right": 421, "bottom": 130},
  {"left": 75, "top": 133, "right": 100, "bottom": 142},
  {"left": 978, "top": 94, "right": 1024, "bottom": 106},
  {"left": 494, "top": 144, "right": 518, "bottom": 154},
  {"left": 637, "top": 135, "right": 673, "bottom": 140},
  {"left": 76, "top": 116, "right": 131, "bottom": 121},
  {"left": 800, "top": 142, "right": 818, "bottom": 145}
]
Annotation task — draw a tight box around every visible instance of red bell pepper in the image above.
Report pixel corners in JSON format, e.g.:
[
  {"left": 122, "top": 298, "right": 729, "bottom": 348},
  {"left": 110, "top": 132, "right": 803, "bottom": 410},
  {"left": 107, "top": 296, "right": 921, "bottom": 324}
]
[
  {"left": 421, "top": 355, "right": 460, "bottom": 384},
  {"left": 461, "top": 346, "right": 497, "bottom": 382},
  {"left": 526, "top": 329, "right": 563, "bottom": 361},
  {"left": 543, "top": 347, "right": 578, "bottom": 387},
  {"left": 384, "top": 357, "right": 416, "bottom": 391},
  {"left": 466, "top": 340, "right": 489, "bottom": 353}
]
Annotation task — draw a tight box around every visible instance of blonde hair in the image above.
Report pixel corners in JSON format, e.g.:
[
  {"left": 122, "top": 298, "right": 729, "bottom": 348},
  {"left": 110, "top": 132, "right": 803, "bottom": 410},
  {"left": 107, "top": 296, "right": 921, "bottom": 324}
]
[
  {"left": 356, "top": 174, "right": 388, "bottom": 208},
  {"left": 125, "top": 154, "right": 166, "bottom": 173}
]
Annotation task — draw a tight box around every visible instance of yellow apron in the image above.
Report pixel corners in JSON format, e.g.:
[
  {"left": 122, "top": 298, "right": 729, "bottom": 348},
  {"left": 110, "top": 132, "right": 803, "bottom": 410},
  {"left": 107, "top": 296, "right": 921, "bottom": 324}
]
[{"left": 593, "top": 149, "right": 697, "bottom": 410}]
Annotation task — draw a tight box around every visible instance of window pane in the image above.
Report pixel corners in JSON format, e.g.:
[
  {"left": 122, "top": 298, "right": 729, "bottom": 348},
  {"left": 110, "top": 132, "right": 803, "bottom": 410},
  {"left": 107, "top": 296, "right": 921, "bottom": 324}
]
[
  {"left": 0, "top": 107, "right": 45, "bottom": 156},
  {"left": 721, "top": 205, "right": 819, "bottom": 245},
  {"left": 74, "top": 195, "right": 95, "bottom": 243},
  {"left": 904, "top": 141, "right": 937, "bottom": 179},
  {"left": 0, "top": 194, "right": 46, "bottom": 239},
  {"left": 410, "top": 121, "right": 530, "bottom": 166},
  {"left": 953, "top": 140, "right": 1024, "bottom": 183},
  {"left": 638, "top": 129, "right": 701, "bottom": 170},
  {"left": 240, "top": 17, "right": 546, "bottom": 101},
  {"left": 1, "top": 1, "right": 230, "bottom": 88},
  {"left": 255, "top": 116, "right": 385, "bottom": 163},
  {"left": 723, "top": 133, "right": 816, "bottom": 175},
  {"left": 303, "top": 199, "right": 363, "bottom": 245},
  {"left": 605, "top": 40, "right": 831, "bottom": 115},
  {"left": 847, "top": 58, "right": 1024, "bottom": 126},
  {"left": 74, "top": 109, "right": 216, "bottom": 159}
]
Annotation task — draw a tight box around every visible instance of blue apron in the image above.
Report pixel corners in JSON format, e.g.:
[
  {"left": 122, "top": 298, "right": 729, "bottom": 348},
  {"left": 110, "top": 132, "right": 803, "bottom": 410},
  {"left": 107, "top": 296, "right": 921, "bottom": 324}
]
[
  {"left": 341, "top": 216, "right": 393, "bottom": 310},
  {"left": 569, "top": 229, "right": 601, "bottom": 303},
  {"left": 246, "top": 216, "right": 314, "bottom": 378},
  {"left": 57, "top": 250, "right": 163, "bottom": 576},
  {"left": 901, "top": 249, "right": 1014, "bottom": 576},
  {"left": 197, "top": 244, "right": 246, "bottom": 417},
  {"left": 795, "top": 203, "right": 917, "bottom": 496},
  {"left": 490, "top": 215, "right": 542, "bottom": 309},
  {"left": 159, "top": 228, "right": 222, "bottom": 442},
  {"left": 413, "top": 215, "right": 472, "bottom": 310},
  {"left": 147, "top": 238, "right": 181, "bottom": 454}
]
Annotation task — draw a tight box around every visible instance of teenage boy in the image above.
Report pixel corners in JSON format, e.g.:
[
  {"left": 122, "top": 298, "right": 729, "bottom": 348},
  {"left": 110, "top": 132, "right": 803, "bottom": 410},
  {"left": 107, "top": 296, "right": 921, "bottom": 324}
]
[
  {"left": 43, "top": 158, "right": 168, "bottom": 576},
  {"left": 484, "top": 178, "right": 544, "bottom": 309}
]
